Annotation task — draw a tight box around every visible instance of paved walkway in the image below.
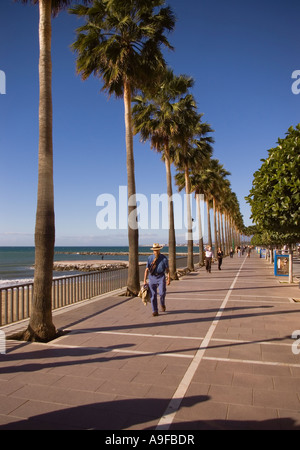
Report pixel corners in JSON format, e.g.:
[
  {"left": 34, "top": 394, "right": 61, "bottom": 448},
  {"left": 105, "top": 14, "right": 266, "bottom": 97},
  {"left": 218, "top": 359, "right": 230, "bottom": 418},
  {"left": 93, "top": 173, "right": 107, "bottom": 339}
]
[{"left": 0, "top": 253, "right": 300, "bottom": 430}]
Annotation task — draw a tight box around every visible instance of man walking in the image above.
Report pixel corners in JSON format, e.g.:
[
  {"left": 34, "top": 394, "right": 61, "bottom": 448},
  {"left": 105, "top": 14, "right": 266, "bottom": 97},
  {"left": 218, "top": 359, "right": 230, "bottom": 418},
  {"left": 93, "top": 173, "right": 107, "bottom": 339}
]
[
  {"left": 205, "top": 246, "right": 213, "bottom": 273},
  {"left": 217, "top": 247, "right": 224, "bottom": 270},
  {"left": 144, "top": 244, "right": 170, "bottom": 317}
]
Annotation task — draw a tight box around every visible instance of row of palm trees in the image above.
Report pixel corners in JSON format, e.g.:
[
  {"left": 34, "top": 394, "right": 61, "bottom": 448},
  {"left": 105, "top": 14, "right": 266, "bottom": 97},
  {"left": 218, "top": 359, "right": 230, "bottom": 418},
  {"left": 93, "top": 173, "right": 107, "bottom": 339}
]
[
  {"left": 132, "top": 71, "right": 244, "bottom": 276},
  {"left": 14, "top": 0, "right": 244, "bottom": 342},
  {"left": 175, "top": 159, "right": 244, "bottom": 267}
]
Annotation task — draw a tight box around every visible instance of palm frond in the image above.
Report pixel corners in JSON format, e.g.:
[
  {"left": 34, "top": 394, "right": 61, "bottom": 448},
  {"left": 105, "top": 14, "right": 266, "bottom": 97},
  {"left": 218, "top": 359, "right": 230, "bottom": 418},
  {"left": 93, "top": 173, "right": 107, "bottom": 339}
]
[{"left": 70, "top": 0, "right": 175, "bottom": 97}]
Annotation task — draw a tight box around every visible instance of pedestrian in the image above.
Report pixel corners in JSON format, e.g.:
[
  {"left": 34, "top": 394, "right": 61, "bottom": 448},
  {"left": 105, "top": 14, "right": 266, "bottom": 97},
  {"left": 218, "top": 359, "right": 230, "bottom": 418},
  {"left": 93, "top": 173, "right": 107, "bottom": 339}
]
[
  {"left": 230, "top": 248, "right": 234, "bottom": 258},
  {"left": 247, "top": 246, "right": 251, "bottom": 258},
  {"left": 144, "top": 243, "right": 170, "bottom": 317},
  {"left": 205, "top": 246, "right": 213, "bottom": 273},
  {"left": 217, "top": 247, "right": 223, "bottom": 270},
  {"left": 237, "top": 246, "right": 241, "bottom": 257}
]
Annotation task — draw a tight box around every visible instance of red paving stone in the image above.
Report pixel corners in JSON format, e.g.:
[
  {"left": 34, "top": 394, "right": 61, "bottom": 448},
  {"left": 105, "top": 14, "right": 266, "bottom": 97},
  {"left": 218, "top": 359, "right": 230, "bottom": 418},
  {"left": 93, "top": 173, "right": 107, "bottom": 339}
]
[{"left": 0, "top": 253, "right": 300, "bottom": 430}]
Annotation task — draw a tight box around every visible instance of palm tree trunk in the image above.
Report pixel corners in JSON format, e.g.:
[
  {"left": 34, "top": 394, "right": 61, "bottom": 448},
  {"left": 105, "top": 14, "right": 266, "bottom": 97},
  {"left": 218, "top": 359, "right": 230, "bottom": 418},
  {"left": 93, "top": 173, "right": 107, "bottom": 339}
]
[
  {"left": 26, "top": 0, "right": 56, "bottom": 342},
  {"left": 226, "top": 213, "right": 231, "bottom": 254},
  {"left": 165, "top": 146, "right": 178, "bottom": 280},
  {"left": 220, "top": 212, "right": 225, "bottom": 253},
  {"left": 185, "top": 166, "right": 194, "bottom": 271},
  {"left": 206, "top": 199, "right": 212, "bottom": 248},
  {"left": 217, "top": 210, "right": 222, "bottom": 249},
  {"left": 224, "top": 213, "right": 228, "bottom": 254},
  {"left": 213, "top": 197, "right": 217, "bottom": 258},
  {"left": 196, "top": 192, "right": 204, "bottom": 265},
  {"left": 124, "top": 81, "right": 140, "bottom": 295}
]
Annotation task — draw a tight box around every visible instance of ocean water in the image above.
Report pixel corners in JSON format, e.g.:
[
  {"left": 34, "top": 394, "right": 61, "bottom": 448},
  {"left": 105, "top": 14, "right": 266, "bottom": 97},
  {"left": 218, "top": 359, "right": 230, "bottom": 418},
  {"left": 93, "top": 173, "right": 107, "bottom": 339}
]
[{"left": 0, "top": 246, "right": 193, "bottom": 288}]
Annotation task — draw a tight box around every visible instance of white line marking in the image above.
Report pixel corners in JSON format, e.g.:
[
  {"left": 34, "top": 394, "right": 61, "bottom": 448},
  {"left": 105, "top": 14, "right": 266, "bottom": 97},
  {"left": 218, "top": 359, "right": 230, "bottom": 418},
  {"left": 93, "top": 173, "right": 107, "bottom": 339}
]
[
  {"left": 156, "top": 257, "right": 247, "bottom": 430},
  {"left": 203, "top": 356, "right": 300, "bottom": 368},
  {"left": 112, "top": 349, "right": 193, "bottom": 359},
  {"left": 96, "top": 331, "right": 293, "bottom": 347},
  {"left": 166, "top": 297, "right": 224, "bottom": 301},
  {"left": 166, "top": 296, "right": 293, "bottom": 304},
  {"left": 97, "top": 330, "right": 203, "bottom": 341},
  {"left": 35, "top": 341, "right": 194, "bottom": 359},
  {"left": 168, "top": 293, "right": 293, "bottom": 300}
]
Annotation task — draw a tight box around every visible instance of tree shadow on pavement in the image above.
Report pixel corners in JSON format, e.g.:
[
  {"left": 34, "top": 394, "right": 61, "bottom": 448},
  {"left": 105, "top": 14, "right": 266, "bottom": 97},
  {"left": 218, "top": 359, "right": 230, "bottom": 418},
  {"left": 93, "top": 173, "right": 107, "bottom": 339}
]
[{"left": 0, "top": 395, "right": 299, "bottom": 430}]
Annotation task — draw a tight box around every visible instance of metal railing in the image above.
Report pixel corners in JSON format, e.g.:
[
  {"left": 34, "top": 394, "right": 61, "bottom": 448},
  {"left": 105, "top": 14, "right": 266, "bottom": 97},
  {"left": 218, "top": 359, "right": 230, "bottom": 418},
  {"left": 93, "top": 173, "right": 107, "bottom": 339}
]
[
  {"left": 0, "top": 267, "right": 129, "bottom": 327},
  {"left": 0, "top": 255, "right": 199, "bottom": 327}
]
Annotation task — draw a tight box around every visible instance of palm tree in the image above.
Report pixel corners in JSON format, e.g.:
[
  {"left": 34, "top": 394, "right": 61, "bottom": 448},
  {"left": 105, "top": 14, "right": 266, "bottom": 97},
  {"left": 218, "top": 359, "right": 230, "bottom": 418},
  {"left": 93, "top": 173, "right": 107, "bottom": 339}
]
[
  {"left": 224, "top": 191, "right": 243, "bottom": 251},
  {"left": 217, "top": 179, "right": 232, "bottom": 254},
  {"left": 173, "top": 99, "right": 213, "bottom": 271},
  {"left": 14, "top": 0, "right": 92, "bottom": 342},
  {"left": 132, "top": 68, "right": 193, "bottom": 280},
  {"left": 70, "top": 0, "right": 175, "bottom": 295},
  {"left": 218, "top": 172, "right": 231, "bottom": 253},
  {"left": 207, "top": 159, "right": 231, "bottom": 257},
  {"left": 189, "top": 170, "right": 211, "bottom": 265},
  {"left": 177, "top": 156, "right": 214, "bottom": 266}
]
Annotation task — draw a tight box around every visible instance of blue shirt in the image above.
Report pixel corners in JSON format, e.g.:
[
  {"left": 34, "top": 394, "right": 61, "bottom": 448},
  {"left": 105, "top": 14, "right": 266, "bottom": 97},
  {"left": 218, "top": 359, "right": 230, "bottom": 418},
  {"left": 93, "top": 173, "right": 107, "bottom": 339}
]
[{"left": 147, "top": 254, "right": 169, "bottom": 276}]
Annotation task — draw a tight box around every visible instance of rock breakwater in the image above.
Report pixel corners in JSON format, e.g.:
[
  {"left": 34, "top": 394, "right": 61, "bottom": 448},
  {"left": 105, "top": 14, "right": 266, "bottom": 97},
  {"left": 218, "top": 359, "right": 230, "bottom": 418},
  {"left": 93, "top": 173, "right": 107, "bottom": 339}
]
[{"left": 53, "top": 260, "right": 129, "bottom": 273}]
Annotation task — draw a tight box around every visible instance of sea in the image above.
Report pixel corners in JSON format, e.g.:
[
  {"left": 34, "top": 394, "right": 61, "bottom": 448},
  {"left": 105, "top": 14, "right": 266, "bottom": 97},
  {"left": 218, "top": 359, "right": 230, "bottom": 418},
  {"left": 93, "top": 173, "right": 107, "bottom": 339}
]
[{"left": 0, "top": 246, "right": 193, "bottom": 288}]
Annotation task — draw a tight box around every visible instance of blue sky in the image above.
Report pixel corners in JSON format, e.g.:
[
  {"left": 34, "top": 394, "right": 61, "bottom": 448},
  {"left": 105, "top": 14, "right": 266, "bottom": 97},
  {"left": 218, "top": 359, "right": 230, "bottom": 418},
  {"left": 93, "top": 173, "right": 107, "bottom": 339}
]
[{"left": 0, "top": 0, "right": 299, "bottom": 246}]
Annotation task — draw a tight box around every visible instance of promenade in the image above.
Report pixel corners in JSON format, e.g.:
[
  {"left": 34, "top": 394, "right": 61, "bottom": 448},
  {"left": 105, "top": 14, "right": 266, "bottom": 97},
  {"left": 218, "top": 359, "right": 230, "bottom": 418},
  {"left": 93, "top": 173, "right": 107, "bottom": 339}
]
[{"left": 0, "top": 252, "right": 299, "bottom": 430}]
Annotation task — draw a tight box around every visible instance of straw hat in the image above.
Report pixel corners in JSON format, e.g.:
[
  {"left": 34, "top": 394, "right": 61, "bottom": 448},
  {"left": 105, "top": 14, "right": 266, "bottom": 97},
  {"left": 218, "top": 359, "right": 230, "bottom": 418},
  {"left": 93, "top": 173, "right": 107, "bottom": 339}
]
[{"left": 150, "top": 243, "right": 163, "bottom": 251}]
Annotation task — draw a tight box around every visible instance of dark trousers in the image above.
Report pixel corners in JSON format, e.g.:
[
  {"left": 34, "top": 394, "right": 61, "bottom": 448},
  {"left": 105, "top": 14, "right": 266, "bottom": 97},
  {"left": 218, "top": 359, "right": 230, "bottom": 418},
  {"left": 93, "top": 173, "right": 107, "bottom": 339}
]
[
  {"left": 218, "top": 257, "right": 223, "bottom": 269},
  {"left": 149, "top": 274, "right": 166, "bottom": 313},
  {"left": 205, "top": 257, "right": 212, "bottom": 273}
]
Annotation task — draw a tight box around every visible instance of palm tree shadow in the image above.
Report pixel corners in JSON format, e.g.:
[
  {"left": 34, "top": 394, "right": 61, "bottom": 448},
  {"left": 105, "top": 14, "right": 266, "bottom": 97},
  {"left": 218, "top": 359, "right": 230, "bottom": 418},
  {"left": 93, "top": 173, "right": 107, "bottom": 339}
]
[
  {"left": 0, "top": 395, "right": 210, "bottom": 430},
  {"left": 0, "top": 395, "right": 299, "bottom": 430},
  {"left": 168, "top": 417, "right": 300, "bottom": 431},
  {"left": 0, "top": 343, "right": 135, "bottom": 374}
]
